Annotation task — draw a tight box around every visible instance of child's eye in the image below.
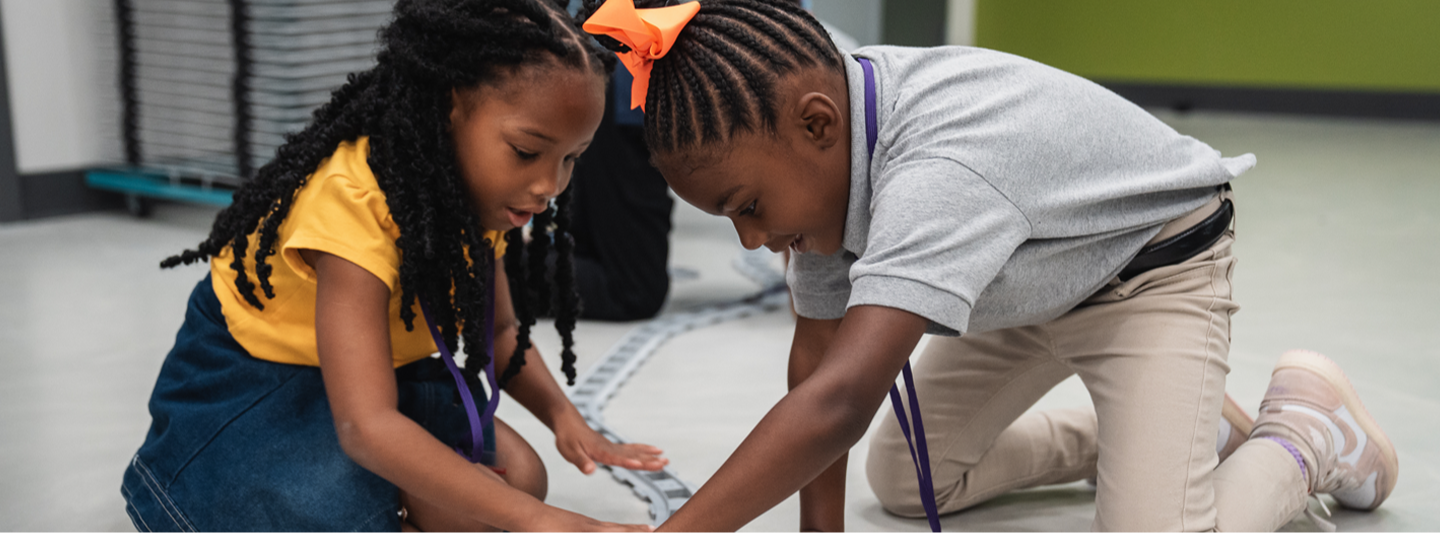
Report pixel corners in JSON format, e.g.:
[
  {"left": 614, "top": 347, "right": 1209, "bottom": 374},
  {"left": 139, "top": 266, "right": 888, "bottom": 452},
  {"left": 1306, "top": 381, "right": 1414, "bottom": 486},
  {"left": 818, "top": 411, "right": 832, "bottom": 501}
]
[
  {"left": 513, "top": 147, "right": 538, "bottom": 160},
  {"left": 739, "top": 200, "right": 757, "bottom": 216}
]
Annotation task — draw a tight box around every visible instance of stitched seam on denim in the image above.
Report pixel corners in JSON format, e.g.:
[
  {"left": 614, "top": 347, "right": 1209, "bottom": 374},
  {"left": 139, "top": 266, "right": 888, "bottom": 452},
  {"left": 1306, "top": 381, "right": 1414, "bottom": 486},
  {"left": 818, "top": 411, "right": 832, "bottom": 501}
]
[
  {"left": 133, "top": 457, "right": 188, "bottom": 531},
  {"left": 356, "top": 505, "right": 399, "bottom": 532},
  {"left": 122, "top": 484, "right": 153, "bottom": 532},
  {"left": 131, "top": 457, "right": 178, "bottom": 529},
  {"left": 170, "top": 364, "right": 306, "bottom": 485},
  {"left": 136, "top": 456, "right": 197, "bottom": 532}
]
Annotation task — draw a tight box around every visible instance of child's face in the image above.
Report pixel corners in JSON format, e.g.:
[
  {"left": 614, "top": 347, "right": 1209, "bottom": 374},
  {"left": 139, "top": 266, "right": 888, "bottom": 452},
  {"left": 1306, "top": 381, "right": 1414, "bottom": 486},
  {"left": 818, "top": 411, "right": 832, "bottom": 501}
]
[
  {"left": 655, "top": 81, "right": 852, "bottom": 256},
  {"left": 452, "top": 64, "right": 606, "bottom": 232}
]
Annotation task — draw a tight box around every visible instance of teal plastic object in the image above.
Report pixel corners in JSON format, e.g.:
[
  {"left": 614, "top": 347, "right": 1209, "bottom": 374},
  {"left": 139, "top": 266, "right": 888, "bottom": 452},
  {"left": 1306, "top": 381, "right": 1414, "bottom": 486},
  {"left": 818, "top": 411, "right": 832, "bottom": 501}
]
[{"left": 85, "top": 169, "right": 235, "bottom": 207}]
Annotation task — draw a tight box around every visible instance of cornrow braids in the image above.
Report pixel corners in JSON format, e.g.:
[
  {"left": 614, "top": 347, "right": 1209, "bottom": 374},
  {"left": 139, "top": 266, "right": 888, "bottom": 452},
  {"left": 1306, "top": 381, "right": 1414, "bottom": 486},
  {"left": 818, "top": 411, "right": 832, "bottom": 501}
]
[
  {"left": 579, "top": 0, "right": 843, "bottom": 154},
  {"left": 163, "top": 0, "right": 611, "bottom": 387}
]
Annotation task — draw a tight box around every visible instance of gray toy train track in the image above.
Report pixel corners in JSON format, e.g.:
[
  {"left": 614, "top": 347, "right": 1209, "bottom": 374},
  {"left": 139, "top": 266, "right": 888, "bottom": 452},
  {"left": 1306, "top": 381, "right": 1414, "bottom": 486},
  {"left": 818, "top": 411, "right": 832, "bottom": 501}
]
[{"left": 566, "top": 249, "right": 788, "bottom": 525}]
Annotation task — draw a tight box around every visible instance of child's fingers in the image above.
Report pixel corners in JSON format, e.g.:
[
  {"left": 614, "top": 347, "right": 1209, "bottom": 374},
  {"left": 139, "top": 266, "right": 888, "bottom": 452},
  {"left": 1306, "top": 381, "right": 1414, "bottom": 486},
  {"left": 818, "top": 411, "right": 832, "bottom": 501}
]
[
  {"left": 628, "top": 443, "right": 665, "bottom": 455},
  {"left": 624, "top": 443, "right": 666, "bottom": 457},
  {"left": 570, "top": 451, "right": 598, "bottom": 475},
  {"left": 564, "top": 515, "right": 652, "bottom": 532},
  {"left": 617, "top": 443, "right": 668, "bottom": 463},
  {"left": 598, "top": 522, "right": 653, "bottom": 532},
  {"left": 590, "top": 443, "right": 669, "bottom": 471},
  {"left": 630, "top": 457, "right": 669, "bottom": 471},
  {"left": 565, "top": 433, "right": 669, "bottom": 473},
  {"left": 608, "top": 522, "right": 653, "bottom": 532},
  {"left": 557, "top": 439, "right": 599, "bottom": 474}
]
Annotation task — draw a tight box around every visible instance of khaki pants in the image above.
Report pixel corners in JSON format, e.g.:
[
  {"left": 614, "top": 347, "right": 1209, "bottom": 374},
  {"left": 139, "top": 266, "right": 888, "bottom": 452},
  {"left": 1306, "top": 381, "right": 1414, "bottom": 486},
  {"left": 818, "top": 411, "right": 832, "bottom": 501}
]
[{"left": 865, "top": 232, "right": 1309, "bottom": 531}]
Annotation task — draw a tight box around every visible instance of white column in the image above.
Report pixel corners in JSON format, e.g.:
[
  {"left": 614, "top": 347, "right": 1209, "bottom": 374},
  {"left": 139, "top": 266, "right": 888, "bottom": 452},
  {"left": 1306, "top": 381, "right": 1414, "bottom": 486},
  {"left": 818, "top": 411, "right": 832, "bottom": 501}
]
[
  {"left": 1, "top": 0, "right": 118, "bottom": 173},
  {"left": 946, "top": 0, "right": 976, "bottom": 46},
  {"left": 812, "top": 0, "right": 884, "bottom": 47}
]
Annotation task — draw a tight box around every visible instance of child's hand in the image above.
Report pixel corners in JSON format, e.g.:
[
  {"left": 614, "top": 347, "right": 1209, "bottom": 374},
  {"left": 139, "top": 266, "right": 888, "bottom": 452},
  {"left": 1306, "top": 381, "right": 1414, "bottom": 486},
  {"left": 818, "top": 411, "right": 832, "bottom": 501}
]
[
  {"left": 531, "top": 510, "right": 654, "bottom": 532},
  {"left": 555, "top": 417, "right": 668, "bottom": 474}
]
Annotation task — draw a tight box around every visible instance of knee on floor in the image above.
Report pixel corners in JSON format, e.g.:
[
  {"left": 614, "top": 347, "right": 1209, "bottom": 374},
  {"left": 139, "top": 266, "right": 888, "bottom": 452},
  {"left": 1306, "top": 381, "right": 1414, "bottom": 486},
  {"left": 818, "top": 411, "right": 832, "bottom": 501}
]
[{"left": 866, "top": 442, "right": 933, "bottom": 518}]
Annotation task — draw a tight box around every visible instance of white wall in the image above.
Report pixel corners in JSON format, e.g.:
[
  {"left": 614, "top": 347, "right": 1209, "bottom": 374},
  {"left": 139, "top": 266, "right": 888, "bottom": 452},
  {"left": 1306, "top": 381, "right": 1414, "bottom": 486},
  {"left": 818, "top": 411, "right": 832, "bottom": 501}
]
[
  {"left": 946, "top": 0, "right": 975, "bottom": 46},
  {"left": 811, "top": 0, "right": 882, "bottom": 47},
  {"left": 2, "top": 0, "right": 118, "bottom": 174}
]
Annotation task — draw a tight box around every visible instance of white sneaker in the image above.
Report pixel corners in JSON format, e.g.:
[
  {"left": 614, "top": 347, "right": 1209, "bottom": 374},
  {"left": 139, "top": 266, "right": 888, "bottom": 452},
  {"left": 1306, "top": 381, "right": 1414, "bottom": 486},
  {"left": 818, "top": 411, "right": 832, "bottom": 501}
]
[{"left": 1251, "top": 350, "right": 1399, "bottom": 511}]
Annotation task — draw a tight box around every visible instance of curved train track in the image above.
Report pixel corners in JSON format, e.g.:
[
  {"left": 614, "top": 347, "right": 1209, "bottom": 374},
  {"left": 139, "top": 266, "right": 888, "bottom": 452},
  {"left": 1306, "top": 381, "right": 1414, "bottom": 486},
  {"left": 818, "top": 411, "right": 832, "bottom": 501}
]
[{"left": 566, "top": 250, "right": 788, "bottom": 524}]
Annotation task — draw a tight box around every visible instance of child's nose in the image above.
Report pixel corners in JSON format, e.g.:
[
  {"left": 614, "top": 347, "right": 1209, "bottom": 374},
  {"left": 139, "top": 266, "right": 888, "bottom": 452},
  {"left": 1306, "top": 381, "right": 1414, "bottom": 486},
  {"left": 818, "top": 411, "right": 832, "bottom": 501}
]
[
  {"left": 528, "top": 167, "right": 566, "bottom": 201},
  {"left": 731, "top": 219, "right": 767, "bottom": 250}
]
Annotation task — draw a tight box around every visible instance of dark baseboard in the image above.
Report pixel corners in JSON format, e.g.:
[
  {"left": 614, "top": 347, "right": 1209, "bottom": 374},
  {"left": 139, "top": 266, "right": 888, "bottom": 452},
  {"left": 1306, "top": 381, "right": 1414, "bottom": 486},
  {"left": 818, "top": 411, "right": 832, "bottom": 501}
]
[
  {"left": 11, "top": 169, "right": 125, "bottom": 221},
  {"left": 1099, "top": 82, "right": 1440, "bottom": 121}
]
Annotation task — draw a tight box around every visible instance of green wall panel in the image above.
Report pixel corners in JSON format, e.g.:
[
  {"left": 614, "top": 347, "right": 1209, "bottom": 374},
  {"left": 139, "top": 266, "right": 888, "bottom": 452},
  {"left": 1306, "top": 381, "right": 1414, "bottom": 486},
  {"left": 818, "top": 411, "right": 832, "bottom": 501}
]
[{"left": 974, "top": 0, "right": 1440, "bottom": 93}]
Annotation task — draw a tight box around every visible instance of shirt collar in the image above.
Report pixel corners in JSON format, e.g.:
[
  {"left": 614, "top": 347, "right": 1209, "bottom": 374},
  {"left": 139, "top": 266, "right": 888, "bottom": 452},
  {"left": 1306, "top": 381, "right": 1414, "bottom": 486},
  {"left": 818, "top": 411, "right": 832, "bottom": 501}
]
[{"left": 841, "top": 53, "right": 874, "bottom": 256}]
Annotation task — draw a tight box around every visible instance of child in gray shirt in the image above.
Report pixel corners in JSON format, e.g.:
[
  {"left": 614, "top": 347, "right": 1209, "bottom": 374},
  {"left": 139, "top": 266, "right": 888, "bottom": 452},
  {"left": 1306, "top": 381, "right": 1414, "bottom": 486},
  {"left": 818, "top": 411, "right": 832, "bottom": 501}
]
[{"left": 580, "top": 0, "right": 1397, "bottom": 530}]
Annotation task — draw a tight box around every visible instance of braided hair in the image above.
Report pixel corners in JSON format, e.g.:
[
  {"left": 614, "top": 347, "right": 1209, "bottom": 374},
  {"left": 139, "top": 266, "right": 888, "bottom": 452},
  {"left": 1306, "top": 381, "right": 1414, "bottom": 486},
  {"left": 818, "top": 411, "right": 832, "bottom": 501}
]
[
  {"left": 578, "top": 0, "right": 843, "bottom": 155},
  {"left": 162, "top": 0, "right": 611, "bottom": 386}
]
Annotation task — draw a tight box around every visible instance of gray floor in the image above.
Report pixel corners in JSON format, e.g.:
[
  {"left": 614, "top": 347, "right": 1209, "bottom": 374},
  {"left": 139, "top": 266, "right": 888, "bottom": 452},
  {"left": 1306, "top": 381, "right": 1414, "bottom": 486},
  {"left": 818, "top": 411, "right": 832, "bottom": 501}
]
[{"left": 2, "top": 111, "right": 1437, "bottom": 531}]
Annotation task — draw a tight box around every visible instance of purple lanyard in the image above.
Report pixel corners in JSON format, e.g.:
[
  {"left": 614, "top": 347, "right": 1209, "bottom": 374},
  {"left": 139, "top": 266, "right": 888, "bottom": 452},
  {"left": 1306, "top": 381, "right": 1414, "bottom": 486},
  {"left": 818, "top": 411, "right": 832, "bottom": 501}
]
[
  {"left": 417, "top": 271, "right": 499, "bottom": 465},
  {"left": 859, "top": 56, "right": 942, "bottom": 532}
]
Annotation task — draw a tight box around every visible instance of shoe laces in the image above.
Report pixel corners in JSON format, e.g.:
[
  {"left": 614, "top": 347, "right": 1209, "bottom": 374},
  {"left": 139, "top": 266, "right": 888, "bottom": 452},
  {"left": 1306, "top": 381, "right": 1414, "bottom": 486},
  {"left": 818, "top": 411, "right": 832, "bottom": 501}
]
[
  {"left": 1312, "top": 461, "right": 1351, "bottom": 494},
  {"left": 1307, "top": 458, "right": 1336, "bottom": 533},
  {"left": 1303, "top": 494, "right": 1336, "bottom": 532},
  {"left": 1294, "top": 434, "right": 1341, "bottom": 532}
]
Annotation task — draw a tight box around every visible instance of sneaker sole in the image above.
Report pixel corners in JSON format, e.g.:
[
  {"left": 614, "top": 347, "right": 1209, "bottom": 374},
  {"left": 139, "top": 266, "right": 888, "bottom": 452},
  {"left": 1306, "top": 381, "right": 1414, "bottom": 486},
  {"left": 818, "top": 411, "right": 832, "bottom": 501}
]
[{"left": 1276, "top": 349, "right": 1399, "bottom": 503}]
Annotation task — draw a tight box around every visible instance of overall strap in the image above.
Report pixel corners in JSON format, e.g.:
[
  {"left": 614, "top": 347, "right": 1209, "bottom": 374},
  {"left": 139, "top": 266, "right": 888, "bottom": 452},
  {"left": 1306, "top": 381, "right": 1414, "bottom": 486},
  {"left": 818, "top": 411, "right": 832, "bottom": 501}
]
[
  {"left": 418, "top": 267, "right": 500, "bottom": 466},
  {"left": 858, "top": 56, "right": 942, "bottom": 532}
]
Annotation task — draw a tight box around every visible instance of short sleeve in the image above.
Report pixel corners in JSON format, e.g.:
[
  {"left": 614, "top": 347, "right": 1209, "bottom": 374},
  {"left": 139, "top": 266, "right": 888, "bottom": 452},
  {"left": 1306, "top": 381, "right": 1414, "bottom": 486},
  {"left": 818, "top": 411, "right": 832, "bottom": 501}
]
[
  {"left": 847, "top": 158, "right": 1030, "bottom": 336},
  {"left": 787, "top": 248, "right": 857, "bottom": 320},
  {"left": 486, "top": 230, "right": 508, "bottom": 259},
  {"left": 281, "top": 172, "right": 403, "bottom": 290}
]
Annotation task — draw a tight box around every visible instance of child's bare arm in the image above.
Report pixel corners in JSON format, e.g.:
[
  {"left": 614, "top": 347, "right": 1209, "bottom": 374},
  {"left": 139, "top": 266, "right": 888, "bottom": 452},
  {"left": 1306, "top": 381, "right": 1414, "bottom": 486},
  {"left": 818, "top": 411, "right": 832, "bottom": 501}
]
[
  {"left": 660, "top": 305, "right": 929, "bottom": 532},
  {"left": 788, "top": 316, "right": 845, "bottom": 532},
  {"left": 489, "top": 265, "right": 669, "bottom": 474},
  {"left": 306, "top": 249, "right": 647, "bottom": 532}
]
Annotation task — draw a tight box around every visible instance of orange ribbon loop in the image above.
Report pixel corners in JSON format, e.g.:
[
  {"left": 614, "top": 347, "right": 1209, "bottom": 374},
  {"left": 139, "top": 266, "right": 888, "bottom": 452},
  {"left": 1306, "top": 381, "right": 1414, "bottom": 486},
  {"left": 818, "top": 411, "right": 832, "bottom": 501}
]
[{"left": 583, "top": 0, "right": 701, "bottom": 111}]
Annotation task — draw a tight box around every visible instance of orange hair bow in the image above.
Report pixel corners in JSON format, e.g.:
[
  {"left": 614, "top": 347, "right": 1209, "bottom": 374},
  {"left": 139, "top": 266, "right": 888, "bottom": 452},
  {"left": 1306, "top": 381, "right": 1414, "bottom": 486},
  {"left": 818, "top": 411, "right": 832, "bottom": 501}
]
[{"left": 583, "top": 0, "right": 701, "bottom": 111}]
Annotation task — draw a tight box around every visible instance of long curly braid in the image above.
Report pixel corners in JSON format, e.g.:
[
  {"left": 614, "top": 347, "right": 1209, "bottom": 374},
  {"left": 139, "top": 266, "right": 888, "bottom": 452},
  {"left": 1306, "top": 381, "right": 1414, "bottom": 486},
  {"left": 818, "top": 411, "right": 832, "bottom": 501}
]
[
  {"left": 579, "top": 0, "right": 843, "bottom": 154},
  {"left": 496, "top": 185, "right": 582, "bottom": 387},
  {"left": 163, "top": 0, "right": 611, "bottom": 385},
  {"left": 550, "top": 187, "right": 583, "bottom": 383}
]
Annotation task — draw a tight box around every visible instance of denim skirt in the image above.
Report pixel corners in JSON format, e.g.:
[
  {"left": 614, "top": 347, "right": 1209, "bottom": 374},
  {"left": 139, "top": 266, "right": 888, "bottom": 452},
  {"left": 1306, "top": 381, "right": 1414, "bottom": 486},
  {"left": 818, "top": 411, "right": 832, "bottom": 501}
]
[{"left": 121, "top": 275, "right": 495, "bottom": 532}]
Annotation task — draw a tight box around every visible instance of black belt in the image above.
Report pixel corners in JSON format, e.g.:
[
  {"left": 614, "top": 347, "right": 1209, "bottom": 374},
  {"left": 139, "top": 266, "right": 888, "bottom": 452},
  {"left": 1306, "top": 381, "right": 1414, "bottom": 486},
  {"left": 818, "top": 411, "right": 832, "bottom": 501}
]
[{"left": 1117, "top": 196, "right": 1234, "bottom": 282}]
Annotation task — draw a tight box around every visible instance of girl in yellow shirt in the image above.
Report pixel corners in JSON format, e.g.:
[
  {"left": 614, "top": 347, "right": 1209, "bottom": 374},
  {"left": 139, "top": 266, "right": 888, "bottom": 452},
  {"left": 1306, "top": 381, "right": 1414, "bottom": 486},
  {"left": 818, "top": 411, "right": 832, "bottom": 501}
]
[{"left": 122, "top": 1, "right": 662, "bottom": 531}]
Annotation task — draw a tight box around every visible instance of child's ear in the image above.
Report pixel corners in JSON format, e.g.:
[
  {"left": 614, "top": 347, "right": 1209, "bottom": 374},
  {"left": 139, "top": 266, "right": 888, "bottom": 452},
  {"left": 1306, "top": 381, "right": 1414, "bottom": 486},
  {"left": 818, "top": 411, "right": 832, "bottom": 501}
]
[
  {"left": 448, "top": 88, "right": 471, "bottom": 132},
  {"left": 797, "top": 92, "right": 842, "bottom": 150}
]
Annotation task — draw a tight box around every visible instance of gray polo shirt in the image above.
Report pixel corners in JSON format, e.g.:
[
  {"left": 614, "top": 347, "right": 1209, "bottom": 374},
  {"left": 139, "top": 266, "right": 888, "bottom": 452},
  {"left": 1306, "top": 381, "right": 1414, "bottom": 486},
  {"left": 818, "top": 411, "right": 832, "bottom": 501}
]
[{"left": 787, "top": 46, "right": 1255, "bottom": 337}]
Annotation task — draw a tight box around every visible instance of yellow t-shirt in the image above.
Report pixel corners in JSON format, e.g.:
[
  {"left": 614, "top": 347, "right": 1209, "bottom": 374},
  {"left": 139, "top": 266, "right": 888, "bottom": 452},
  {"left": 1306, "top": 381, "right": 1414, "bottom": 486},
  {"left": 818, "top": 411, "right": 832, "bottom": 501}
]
[{"left": 211, "top": 137, "right": 507, "bottom": 368}]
